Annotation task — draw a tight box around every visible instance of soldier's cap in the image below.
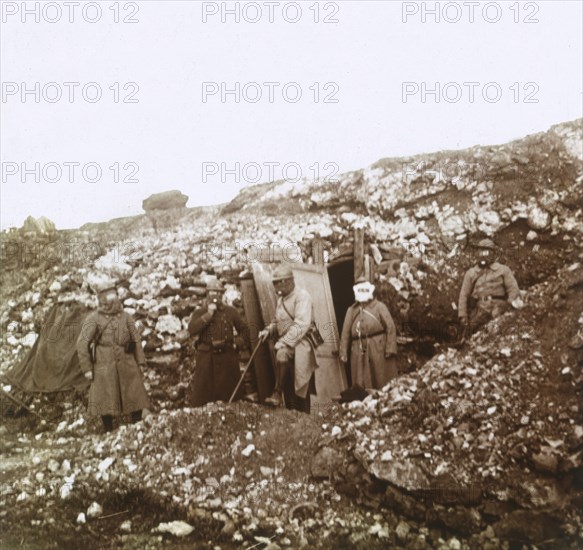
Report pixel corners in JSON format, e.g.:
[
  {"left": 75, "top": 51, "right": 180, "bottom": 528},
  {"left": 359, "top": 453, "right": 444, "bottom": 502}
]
[
  {"left": 473, "top": 238, "right": 498, "bottom": 250},
  {"left": 272, "top": 264, "right": 294, "bottom": 281},
  {"left": 205, "top": 277, "right": 224, "bottom": 292}
]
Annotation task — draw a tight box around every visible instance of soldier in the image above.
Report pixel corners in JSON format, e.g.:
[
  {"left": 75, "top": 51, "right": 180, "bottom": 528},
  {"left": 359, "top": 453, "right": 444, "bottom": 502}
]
[
  {"left": 77, "top": 286, "right": 150, "bottom": 433},
  {"left": 259, "top": 264, "right": 318, "bottom": 413},
  {"left": 188, "top": 277, "right": 250, "bottom": 407},
  {"left": 339, "top": 277, "right": 398, "bottom": 389},
  {"left": 458, "top": 238, "right": 523, "bottom": 335}
]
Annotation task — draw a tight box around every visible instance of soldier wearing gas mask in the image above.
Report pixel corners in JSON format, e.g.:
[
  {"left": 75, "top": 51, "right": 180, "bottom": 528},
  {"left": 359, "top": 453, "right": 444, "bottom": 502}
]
[
  {"left": 458, "top": 239, "right": 523, "bottom": 335},
  {"left": 339, "top": 276, "right": 398, "bottom": 390},
  {"left": 187, "top": 277, "right": 250, "bottom": 406}
]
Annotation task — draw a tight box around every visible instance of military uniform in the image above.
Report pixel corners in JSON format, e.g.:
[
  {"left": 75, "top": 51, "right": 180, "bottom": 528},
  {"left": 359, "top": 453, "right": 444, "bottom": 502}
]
[
  {"left": 77, "top": 309, "right": 150, "bottom": 418},
  {"left": 458, "top": 261, "right": 520, "bottom": 332},
  {"left": 339, "top": 299, "right": 398, "bottom": 389},
  {"left": 267, "top": 287, "right": 319, "bottom": 412},
  {"left": 188, "top": 304, "right": 249, "bottom": 407}
]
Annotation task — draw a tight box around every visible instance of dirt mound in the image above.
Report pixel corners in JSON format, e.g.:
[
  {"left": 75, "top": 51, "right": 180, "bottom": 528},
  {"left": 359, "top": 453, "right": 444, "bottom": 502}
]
[
  {"left": 1, "top": 402, "right": 424, "bottom": 549},
  {"left": 318, "top": 262, "right": 583, "bottom": 546}
]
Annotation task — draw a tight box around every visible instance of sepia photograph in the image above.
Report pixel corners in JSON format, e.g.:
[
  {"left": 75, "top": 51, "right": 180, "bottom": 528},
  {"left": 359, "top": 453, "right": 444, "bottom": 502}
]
[{"left": 1, "top": 1, "right": 582, "bottom": 548}]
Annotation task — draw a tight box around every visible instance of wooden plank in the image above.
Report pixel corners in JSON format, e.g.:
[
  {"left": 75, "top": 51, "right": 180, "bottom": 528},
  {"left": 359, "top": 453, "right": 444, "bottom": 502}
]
[
  {"left": 368, "top": 255, "right": 376, "bottom": 284},
  {"left": 239, "top": 278, "right": 275, "bottom": 403},
  {"left": 354, "top": 227, "right": 365, "bottom": 281},
  {"left": 251, "top": 263, "right": 278, "bottom": 325},
  {"left": 250, "top": 262, "right": 282, "bottom": 401},
  {"left": 312, "top": 238, "right": 324, "bottom": 265},
  {"left": 290, "top": 264, "right": 348, "bottom": 403},
  {"left": 364, "top": 253, "right": 371, "bottom": 281},
  {"left": 364, "top": 254, "right": 376, "bottom": 283}
]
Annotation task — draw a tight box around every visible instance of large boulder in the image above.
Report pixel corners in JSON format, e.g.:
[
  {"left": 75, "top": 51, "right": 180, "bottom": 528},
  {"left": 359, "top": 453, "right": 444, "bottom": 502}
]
[
  {"left": 142, "top": 190, "right": 188, "bottom": 212},
  {"left": 21, "top": 215, "right": 56, "bottom": 235}
]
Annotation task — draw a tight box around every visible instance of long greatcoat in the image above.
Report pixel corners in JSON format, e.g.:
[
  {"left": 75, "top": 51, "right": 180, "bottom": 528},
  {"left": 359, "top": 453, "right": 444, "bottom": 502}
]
[
  {"left": 77, "top": 310, "right": 150, "bottom": 417},
  {"left": 268, "top": 287, "right": 319, "bottom": 399},
  {"left": 188, "top": 304, "right": 250, "bottom": 407},
  {"left": 339, "top": 299, "right": 398, "bottom": 389}
]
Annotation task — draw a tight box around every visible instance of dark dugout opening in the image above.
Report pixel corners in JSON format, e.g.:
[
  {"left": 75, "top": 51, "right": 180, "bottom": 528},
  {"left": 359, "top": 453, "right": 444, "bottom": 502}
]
[
  {"left": 327, "top": 258, "right": 355, "bottom": 386},
  {"left": 326, "top": 258, "right": 437, "bottom": 382}
]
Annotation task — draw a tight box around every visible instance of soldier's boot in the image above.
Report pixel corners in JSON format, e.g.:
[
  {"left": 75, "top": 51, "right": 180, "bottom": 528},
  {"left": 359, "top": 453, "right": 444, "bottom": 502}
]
[
  {"left": 265, "top": 359, "right": 289, "bottom": 407},
  {"left": 264, "top": 391, "right": 282, "bottom": 407},
  {"left": 102, "top": 415, "right": 114, "bottom": 432}
]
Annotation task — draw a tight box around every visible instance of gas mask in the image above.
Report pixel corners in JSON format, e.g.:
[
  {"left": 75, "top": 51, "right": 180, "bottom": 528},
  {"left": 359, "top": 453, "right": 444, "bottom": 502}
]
[
  {"left": 477, "top": 248, "right": 494, "bottom": 268},
  {"left": 273, "top": 278, "right": 294, "bottom": 297},
  {"left": 353, "top": 282, "right": 375, "bottom": 303},
  {"left": 208, "top": 291, "right": 223, "bottom": 304}
]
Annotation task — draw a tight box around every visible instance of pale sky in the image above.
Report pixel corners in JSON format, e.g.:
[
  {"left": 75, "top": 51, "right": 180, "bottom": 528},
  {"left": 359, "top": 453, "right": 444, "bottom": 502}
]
[{"left": 1, "top": 0, "right": 582, "bottom": 229}]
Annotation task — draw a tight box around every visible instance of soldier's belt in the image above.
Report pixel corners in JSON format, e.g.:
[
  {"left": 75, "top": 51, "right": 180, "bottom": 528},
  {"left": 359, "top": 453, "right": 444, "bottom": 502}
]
[
  {"left": 477, "top": 295, "right": 506, "bottom": 302},
  {"left": 97, "top": 342, "right": 125, "bottom": 348},
  {"left": 197, "top": 342, "right": 233, "bottom": 353},
  {"left": 351, "top": 329, "right": 385, "bottom": 340}
]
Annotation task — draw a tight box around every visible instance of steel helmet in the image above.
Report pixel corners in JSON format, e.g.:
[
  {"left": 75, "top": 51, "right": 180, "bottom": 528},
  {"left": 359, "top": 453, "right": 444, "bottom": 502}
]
[
  {"left": 205, "top": 277, "right": 224, "bottom": 292},
  {"left": 272, "top": 264, "right": 294, "bottom": 281},
  {"left": 474, "top": 238, "right": 498, "bottom": 250}
]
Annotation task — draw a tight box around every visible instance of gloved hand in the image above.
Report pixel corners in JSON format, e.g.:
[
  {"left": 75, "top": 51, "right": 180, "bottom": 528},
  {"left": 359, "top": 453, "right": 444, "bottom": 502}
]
[
  {"left": 511, "top": 298, "right": 524, "bottom": 310},
  {"left": 258, "top": 329, "right": 270, "bottom": 341},
  {"left": 84, "top": 371, "right": 93, "bottom": 381},
  {"left": 339, "top": 354, "right": 348, "bottom": 363},
  {"left": 274, "top": 340, "right": 289, "bottom": 351}
]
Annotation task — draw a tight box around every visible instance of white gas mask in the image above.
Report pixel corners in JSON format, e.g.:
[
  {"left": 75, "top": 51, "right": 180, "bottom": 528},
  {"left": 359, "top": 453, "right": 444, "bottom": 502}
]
[{"left": 353, "top": 282, "right": 375, "bottom": 303}]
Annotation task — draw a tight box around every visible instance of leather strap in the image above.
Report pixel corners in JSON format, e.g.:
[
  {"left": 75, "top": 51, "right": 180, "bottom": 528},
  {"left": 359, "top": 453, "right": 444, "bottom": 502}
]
[
  {"left": 352, "top": 329, "right": 385, "bottom": 340},
  {"left": 94, "top": 317, "right": 114, "bottom": 346}
]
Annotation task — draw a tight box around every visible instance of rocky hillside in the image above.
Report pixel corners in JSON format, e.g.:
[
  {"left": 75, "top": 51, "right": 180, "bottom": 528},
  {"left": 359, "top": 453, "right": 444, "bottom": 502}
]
[
  {"left": 2, "top": 119, "right": 581, "bottom": 378},
  {"left": 0, "top": 118, "right": 582, "bottom": 548}
]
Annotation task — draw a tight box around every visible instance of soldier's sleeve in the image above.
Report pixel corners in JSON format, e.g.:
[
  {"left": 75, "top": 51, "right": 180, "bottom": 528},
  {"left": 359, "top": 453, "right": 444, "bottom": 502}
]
[
  {"left": 378, "top": 303, "right": 398, "bottom": 356},
  {"left": 503, "top": 266, "right": 520, "bottom": 302},
  {"left": 264, "top": 319, "right": 278, "bottom": 338},
  {"left": 126, "top": 313, "right": 146, "bottom": 366},
  {"left": 280, "top": 292, "right": 312, "bottom": 347},
  {"left": 188, "top": 307, "right": 213, "bottom": 335},
  {"left": 76, "top": 312, "right": 98, "bottom": 374},
  {"left": 339, "top": 307, "right": 353, "bottom": 359},
  {"left": 458, "top": 270, "right": 475, "bottom": 318}
]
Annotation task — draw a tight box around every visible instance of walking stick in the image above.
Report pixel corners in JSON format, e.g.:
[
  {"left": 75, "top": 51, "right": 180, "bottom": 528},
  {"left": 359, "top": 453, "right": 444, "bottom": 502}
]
[{"left": 228, "top": 336, "right": 266, "bottom": 404}]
